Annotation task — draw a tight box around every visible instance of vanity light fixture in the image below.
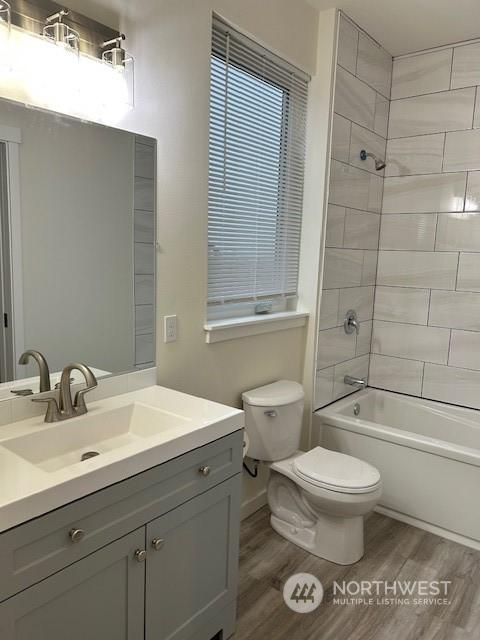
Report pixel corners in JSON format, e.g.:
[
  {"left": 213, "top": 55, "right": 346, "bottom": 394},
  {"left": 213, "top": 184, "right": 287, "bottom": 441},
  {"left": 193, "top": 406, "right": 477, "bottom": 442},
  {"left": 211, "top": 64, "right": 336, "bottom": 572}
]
[
  {"left": 0, "top": 0, "right": 10, "bottom": 25},
  {"left": 43, "top": 9, "right": 79, "bottom": 53},
  {"left": 102, "top": 34, "right": 132, "bottom": 70},
  {"left": 0, "top": 0, "right": 11, "bottom": 77}
]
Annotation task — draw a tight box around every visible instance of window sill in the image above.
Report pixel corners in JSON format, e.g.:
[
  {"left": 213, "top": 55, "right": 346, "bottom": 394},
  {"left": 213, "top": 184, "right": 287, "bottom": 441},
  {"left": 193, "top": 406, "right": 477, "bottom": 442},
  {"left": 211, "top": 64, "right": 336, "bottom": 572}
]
[{"left": 204, "top": 311, "right": 309, "bottom": 343}]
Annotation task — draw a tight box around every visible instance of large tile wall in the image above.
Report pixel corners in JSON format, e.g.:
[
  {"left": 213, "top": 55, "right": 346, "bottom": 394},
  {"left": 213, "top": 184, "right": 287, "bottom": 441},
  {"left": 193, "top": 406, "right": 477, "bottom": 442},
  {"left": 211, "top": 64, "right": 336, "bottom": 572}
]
[
  {"left": 315, "top": 14, "right": 392, "bottom": 409},
  {"left": 134, "top": 136, "right": 156, "bottom": 368},
  {"left": 371, "top": 40, "right": 480, "bottom": 410}
]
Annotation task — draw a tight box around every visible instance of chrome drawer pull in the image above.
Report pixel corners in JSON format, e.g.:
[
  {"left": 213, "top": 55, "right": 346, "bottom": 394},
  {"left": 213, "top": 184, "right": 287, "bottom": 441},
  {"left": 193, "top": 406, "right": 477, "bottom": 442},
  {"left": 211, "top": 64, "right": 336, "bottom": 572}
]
[
  {"left": 199, "top": 465, "right": 211, "bottom": 476},
  {"left": 152, "top": 538, "right": 165, "bottom": 551},
  {"left": 69, "top": 528, "right": 85, "bottom": 543},
  {"left": 134, "top": 549, "right": 147, "bottom": 563}
]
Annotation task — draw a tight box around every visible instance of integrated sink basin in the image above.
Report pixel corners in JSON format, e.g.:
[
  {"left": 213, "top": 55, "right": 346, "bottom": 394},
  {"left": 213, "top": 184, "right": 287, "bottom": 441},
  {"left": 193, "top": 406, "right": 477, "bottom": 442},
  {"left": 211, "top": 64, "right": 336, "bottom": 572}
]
[
  {"left": 3, "top": 402, "right": 192, "bottom": 473},
  {"left": 0, "top": 384, "right": 244, "bottom": 533}
]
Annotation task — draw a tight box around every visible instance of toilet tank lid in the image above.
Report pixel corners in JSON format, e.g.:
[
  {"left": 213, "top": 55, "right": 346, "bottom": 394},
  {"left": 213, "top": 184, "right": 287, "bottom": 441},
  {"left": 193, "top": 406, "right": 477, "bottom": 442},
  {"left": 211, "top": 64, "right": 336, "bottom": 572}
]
[{"left": 242, "top": 380, "right": 304, "bottom": 407}]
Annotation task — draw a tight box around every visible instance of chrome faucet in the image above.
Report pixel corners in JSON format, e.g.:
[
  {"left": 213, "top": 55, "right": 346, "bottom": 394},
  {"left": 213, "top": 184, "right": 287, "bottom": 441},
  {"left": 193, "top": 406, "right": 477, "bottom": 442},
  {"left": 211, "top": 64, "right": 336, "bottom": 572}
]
[
  {"left": 344, "top": 310, "right": 360, "bottom": 335},
  {"left": 18, "top": 350, "right": 51, "bottom": 392},
  {"left": 344, "top": 375, "right": 367, "bottom": 389},
  {"left": 33, "top": 363, "right": 98, "bottom": 423}
]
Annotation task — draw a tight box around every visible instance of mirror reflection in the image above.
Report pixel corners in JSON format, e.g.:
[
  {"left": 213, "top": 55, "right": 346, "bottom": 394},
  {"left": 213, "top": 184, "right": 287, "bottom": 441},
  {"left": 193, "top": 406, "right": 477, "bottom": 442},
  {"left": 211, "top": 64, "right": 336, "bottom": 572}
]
[{"left": 0, "top": 98, "right": 156, "bottom": 399}]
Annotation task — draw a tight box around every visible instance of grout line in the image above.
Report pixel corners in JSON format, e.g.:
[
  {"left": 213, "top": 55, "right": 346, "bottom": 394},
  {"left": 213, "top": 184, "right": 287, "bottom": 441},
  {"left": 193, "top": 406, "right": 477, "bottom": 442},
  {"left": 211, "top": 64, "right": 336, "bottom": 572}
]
[
  {"left": 448, "top": 47, "right": 454, "bottom": 91},
  {"left": 370, "top": 346, "right": 449, "bottom": 368},
  {"left": 328, "top": 200, "right": 383, "bottom": 216},
  {"left": 373, "top": 318, "right": 453, "bottom": 330},
  {"left": 394, "top": 37, "right": 480, "bottom": 61},
  {"left": 433, "top": 212, "right": 439, "bottom": 252},
  {"left": 389, "top": 124, "right": 478, "bottom": 141},
  {"left": 463, "top": 167, "right": 469, "bottom": 210},
  {"left": 472, "top": 87, "right": 478, "bottom": 129},
  {"left": 440, "top": 132, "right": 447, "bottom": 173},
  {"left": 426, "top": 289, "right": 432, "bottom": 325},
  {"left": 420, "top": 361, "right": 426, "bottom": 397},
  {"left": 454, "top": 252, "right": 461, "bottom": 290},
  {"left": 333, "top": 157, "right": 386, "bottom": 179},
  {"left": 389, "top": 84, "right": 474, "bottom": 103},
  {"left": 353, "top": 27, "right": 359, "bottom": 78},
  {"left": 372, "top": 247, "right": 459, "bottom": 253},
  {"left": 447, "top": 328, "right": 453, "bottom": 365},
  {"left": 384, "top": 167, "right": 475, "bottom": 179}
]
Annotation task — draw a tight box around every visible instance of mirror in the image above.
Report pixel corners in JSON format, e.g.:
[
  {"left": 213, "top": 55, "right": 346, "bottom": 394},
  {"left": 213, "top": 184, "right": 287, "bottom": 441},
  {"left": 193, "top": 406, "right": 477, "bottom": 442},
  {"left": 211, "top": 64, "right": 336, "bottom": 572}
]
[{"left": 0, "top": 98, "right": 156, "bottom": 399}]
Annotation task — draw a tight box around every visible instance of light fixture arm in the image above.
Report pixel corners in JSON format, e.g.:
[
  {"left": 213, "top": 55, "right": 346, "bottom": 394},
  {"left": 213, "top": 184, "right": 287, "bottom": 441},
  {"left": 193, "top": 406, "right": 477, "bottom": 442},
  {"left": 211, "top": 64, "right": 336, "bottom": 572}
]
[
  {"left": 102, "top": 33, "right": 132, "bottom": 69},
  {"left": 46, "top": 8, "right": 69, "bottom": 24},
  {"left": 103, "top": 34, "right": 126, "bottom": 48}
]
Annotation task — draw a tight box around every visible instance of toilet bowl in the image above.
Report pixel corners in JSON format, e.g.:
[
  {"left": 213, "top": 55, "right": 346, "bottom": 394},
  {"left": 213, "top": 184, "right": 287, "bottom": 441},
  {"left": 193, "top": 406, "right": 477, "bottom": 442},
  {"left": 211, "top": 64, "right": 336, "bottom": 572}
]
[
  {"left": 268, "top": 449, "right": 381, "bottom": 564},
  {"left": 243, "top": 380, "right": 381, "bottom": 565}
]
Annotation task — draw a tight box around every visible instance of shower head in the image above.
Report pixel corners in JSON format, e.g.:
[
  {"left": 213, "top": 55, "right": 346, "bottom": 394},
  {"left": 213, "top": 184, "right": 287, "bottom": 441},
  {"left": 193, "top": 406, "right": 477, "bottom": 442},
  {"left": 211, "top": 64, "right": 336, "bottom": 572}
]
[{"left": 359, "top": 149, "right": 386, "bottom": 171}]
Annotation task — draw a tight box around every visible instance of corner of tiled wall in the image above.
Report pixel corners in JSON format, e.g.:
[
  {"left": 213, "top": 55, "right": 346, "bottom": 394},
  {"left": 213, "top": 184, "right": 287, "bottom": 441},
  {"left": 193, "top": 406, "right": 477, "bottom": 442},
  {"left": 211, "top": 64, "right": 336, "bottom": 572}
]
[
  {"left": 315, "top": 13, "right": 393, "bottom": 410},
  {"left": 370, "top": 39, "right": 480, "bottom": 410}
]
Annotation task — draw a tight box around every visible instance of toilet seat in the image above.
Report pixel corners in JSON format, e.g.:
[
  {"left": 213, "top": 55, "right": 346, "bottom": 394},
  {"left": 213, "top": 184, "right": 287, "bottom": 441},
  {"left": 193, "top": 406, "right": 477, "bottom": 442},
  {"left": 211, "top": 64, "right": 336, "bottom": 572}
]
[{"left": 293, "top": 447, "right": 381, "bottom": 494}]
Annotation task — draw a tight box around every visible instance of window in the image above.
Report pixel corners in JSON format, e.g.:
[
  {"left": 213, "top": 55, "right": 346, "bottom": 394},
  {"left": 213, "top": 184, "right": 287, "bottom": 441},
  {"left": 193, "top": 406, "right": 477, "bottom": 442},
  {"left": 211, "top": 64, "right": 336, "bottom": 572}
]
[{"left": 208, "top": 18, "right": 309, "bottom": 321}]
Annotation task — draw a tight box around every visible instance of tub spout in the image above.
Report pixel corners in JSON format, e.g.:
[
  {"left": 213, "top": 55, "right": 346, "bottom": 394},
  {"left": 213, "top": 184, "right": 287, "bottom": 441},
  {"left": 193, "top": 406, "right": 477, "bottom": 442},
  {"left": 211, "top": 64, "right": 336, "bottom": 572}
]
[{"left": 344, "top": 375, "right": 367, "bottom": 389}]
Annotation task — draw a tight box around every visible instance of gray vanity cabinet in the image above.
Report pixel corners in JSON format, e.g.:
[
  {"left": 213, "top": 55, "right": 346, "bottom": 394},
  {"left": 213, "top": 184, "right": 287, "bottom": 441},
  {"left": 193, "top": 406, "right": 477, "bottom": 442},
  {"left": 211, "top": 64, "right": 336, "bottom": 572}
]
[
  {"left": 0, "top": 431, "right": 243, "bottom": 640},
  {"left": 145, "top": 478, "right": 240, "bottom": 640},
  {"left": 0, "top": 528, "right": 146, "bottom": 640}
]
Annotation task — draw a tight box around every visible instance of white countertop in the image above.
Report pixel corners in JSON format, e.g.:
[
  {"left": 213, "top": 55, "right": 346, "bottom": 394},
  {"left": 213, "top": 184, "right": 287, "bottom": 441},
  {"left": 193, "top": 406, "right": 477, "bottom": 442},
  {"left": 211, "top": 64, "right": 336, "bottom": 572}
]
[{"left": 0, "top": 385, "right": 244, "bottom": 533}]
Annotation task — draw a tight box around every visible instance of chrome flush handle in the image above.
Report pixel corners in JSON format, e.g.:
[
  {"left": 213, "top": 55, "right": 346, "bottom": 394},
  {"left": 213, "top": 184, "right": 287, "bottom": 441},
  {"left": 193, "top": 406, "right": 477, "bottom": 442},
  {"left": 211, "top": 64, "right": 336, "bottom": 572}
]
[{"left": 264, "top": 410, "right": 277, "bottom": 417}]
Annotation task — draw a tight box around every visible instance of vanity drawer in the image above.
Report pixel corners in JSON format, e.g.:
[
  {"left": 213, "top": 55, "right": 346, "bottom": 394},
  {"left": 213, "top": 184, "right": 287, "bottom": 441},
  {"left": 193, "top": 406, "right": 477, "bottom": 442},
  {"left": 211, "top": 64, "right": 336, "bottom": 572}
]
[{"left": 0, "top": 430, "right": 243, "bottom": 602}]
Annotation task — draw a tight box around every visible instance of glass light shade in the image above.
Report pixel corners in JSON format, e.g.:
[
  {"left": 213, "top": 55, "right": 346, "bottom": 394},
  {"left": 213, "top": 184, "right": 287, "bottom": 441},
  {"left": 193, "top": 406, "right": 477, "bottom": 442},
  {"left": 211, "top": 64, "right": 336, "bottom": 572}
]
[
  {"left": 0, "top": 22, "right": 134, "bottom": 124},
  {"left": 0, "top": 6, "right": 12, "bottom": 80}
]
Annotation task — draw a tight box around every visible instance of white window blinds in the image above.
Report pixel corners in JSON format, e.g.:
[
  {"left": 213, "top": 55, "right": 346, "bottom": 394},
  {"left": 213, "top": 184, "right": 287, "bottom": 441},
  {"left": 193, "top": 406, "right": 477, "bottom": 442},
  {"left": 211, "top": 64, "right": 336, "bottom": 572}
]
[{"left": 208, "top": 18, "right": 309, "bottom": 317}]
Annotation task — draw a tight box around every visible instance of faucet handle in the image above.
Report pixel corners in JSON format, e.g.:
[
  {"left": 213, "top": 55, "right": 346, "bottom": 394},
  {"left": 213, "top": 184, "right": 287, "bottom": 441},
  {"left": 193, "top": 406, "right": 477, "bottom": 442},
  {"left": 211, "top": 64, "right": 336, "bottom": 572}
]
[
  {"left": 74, "top": 385, "right": 97, "bottom": 414},
  {"left": 32, "top": 396, "right": 62, "bottom": 423},
  {"left": 344, "top": 309, "right": 360, "bottom": 335},
  {"left": 73, "top": 366, "right": 98, "bottom": 414}
]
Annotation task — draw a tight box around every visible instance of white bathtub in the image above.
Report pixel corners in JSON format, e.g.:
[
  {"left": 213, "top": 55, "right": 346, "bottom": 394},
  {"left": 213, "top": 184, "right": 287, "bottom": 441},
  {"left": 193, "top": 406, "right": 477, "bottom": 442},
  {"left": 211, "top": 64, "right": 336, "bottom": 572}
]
[{"left": 314, "top": 388, "right": 480, "bottom": 550}]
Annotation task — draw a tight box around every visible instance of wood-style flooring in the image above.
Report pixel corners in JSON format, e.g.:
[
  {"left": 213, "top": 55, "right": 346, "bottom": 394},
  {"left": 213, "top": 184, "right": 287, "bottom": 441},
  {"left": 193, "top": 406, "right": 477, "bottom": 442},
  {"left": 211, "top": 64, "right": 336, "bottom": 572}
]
[{"left": 232, "top": 507, "right": 480, "bottom": 640}]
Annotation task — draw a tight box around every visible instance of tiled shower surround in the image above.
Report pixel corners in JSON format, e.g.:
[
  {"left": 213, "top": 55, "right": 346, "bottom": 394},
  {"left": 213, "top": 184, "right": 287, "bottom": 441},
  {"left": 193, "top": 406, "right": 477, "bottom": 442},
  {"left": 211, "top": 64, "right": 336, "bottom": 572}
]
[
  {"left": 371, "top": 41, "right": 480, "bottom": 409},
  {"left": 316, "top": 14, "right": 480, "bottom": 411},
  {"left": 315, "top": 14, "right": 392, "bottom": 408}
]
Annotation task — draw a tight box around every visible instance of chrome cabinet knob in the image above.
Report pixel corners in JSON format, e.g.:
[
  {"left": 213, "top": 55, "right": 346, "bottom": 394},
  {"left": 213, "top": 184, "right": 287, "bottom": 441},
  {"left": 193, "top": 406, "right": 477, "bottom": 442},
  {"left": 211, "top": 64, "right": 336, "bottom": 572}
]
[
  {"left": 199, "top": 465, "right": 211, "bottom": 476},
  {"left": 69, "top": 528, "right": 85, "bottom": 543},
  {"left": 134, "top": 549, "right": 147, "bottom": 563},
  {"left": 152, "top": 537, "right": 165, "bottom": 551}
]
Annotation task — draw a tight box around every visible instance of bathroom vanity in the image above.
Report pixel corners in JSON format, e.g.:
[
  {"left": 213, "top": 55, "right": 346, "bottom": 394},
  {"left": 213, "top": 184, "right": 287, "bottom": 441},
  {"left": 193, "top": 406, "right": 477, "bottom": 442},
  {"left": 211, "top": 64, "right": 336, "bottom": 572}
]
[
  {"left": 0, "top": 61, "right": 244, "bottom": 640},
  {"left": 0, "top": 385, "right": 244, "bottom": 640}
]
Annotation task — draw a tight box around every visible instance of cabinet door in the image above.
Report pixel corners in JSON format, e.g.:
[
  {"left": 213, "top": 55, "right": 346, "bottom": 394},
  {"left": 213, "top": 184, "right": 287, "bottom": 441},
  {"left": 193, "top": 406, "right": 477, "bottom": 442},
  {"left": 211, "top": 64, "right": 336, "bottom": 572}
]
[
  {"left": 0, "top": 528, "right": 145, "bottom": 640},
  {"left": 146, "top": 475, "right": 241, "bottom": 640}
]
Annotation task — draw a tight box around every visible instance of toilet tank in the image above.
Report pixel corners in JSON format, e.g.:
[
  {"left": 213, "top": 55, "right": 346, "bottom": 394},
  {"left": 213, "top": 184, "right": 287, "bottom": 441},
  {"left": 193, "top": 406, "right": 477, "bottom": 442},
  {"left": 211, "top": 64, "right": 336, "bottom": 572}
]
[{"left": 242, "top": 380, "right": 305, "bottom": 461}]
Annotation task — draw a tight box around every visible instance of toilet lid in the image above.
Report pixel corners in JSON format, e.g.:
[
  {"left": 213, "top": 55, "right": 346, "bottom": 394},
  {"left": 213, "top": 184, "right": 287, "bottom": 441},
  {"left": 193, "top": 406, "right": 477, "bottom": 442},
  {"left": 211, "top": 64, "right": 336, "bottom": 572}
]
[{"left": 293, "top": 447, "right": 381, "bottom": 494}]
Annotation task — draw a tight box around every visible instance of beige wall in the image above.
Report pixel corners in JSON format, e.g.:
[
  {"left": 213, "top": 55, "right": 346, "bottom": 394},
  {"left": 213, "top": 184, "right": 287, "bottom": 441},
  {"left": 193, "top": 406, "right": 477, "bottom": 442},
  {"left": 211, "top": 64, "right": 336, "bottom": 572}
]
[{"left": 2, "top": 0, "right": 320, "bottom": 508}]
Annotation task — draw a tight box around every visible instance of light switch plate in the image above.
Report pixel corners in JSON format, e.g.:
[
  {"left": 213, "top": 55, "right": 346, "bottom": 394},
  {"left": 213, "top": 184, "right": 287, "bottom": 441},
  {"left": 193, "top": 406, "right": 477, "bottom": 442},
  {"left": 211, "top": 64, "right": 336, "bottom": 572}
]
[{"left": 164, "top": 315, "right": 177, "bottom": 343}]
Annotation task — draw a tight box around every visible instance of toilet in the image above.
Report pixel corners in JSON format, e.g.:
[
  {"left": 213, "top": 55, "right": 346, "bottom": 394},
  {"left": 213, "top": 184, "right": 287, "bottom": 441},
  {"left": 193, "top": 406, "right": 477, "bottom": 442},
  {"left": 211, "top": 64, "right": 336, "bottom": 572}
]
[{"left": 242, "top": 380, "right": 382, "bottom": 565}]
